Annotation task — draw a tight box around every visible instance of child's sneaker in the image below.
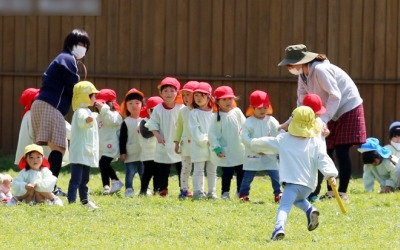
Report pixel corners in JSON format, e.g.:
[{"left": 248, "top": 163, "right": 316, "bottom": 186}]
[
  {"left": 207, "top": 192, "right": 218, "bottom": 199},
  {"left": 103, "top": 185, "right": 110, "bottom": 195},
  {"left": 6, "top": 197, "right": 18, "bottom": 206},
  {"left": 49, "top": 196, "right": 64, "bottom": 206},
  {"left": 83, "top": 200, "right": 99, "bottom": 209},
  {"left": 221, "top": 192, "right": 230, "bottom": 200},
  {"left": 274, "top": 192, "right": 282, "bottom": 203},
  {"left": 192, "top": 190, "right": 206, "bottom": 200},
  {"left": 306, "top": 206, "right": 320, "bottom": 231},
  {"left": 178, "top": 189, "right": 188, "bottom": 199},
  {"left": 159, "top": 189, "right": 168, "bottom": 197},
  {"left": 308, "top": 195, "right": 319, "bottom": 203},
  {"left": 239, "top": 193, "right": 250, "bottom": 202},
  {"left": 271, "top": 226, "right": 285, "bottom": 240},
  {"left": 186, "top": 189, "right": 193, "bottom": 198},
  {"left": 125, "top": 188, "right": 134, "bottom": 197},
  {"left": 110, "top": 180, "right": 124, "bottom": 194}
]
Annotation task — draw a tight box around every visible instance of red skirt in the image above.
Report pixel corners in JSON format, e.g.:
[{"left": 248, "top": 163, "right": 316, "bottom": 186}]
[{"left": 326, "top": 104, "right": 366, "bottom": 149}]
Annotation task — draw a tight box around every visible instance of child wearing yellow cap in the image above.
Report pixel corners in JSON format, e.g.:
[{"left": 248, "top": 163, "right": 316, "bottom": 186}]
[
  {"left": 68, "top": 81, "right": 100, "bottom": 209},
  {"left": 251, "top": 106, "right": 338, "bottom": 241}
]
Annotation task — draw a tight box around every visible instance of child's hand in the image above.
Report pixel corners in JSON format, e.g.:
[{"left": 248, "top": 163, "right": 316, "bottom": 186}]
[
  {"left": 328, "top": 177, "right": 337, "bottom": 186},
  {"left": 217, "top": 153, "right": 226, "bottom": 158},
  {"left": 155, "top": 135, "right": 165, "bottom": 145},
  {"left": 174, "top": 142, "right": 180, "bottom": 154},
  {"left": 25, "top": 183, "right": 36, "bottom": 191},
  {"left": 321, "top": 122, "right": 330, "bottom": 137},
  {"left": 86, "top": 116, "right": 94, "bottom": 123},
  {"left": 94, "top": 102, "right": 104, "bottom": 110},
  {"left": 278, "top": 123, "right": 289, "bottom": 131},
  {"left": 120, "top": 154, "right": 127, "bottom": 162}
]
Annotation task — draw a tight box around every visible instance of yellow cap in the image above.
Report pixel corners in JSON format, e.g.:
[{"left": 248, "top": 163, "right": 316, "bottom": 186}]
[
  {"left": 288, "top": 106, "right": 320, "bottom": 138},
  {"left": 72, "top": 81, "right": 100, "bottom": 111},
  {"left": 24, "top": 144, "right": 44, "bottom": 156}
]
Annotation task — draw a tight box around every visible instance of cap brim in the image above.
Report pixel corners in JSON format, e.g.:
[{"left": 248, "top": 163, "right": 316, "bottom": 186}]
[
  {"left": 278, "top": 52, "right": 319, "bottom": 66},
  {"left": 357, "top": 148, "right": 375, "bottom": 153}
]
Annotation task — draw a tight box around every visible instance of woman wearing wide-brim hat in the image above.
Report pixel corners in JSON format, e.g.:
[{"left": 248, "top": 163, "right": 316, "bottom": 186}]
[{"left": 278, "top": 44, "right": 367, "bottom": 200}]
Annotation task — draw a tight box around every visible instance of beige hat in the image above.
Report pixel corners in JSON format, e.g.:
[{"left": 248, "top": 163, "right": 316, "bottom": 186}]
[{"left": 278, "top": 44, "right": 319, "bottom": 66}]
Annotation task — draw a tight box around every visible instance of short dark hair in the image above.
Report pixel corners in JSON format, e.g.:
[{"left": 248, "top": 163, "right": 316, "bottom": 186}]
[
  {"left": 63, "top": 29, "right": 90, "bottom": 52},
  {"left": 389, "top": 126, "right": 400, "bottom": 139},
  {"left": 362, "top": 150, "right": 382, "bottom": 164},
  {"left": 160, "top": 84, "right": 177, "bottom": 92},
  {"left": 125, "top": 93, "right": 143, "bottom": 103}
]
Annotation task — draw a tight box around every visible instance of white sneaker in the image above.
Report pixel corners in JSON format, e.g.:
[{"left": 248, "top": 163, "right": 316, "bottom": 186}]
[
  {"left": 110, "top": 180, "right": 123, "bottom": 194},
  {"left": 84, "top": 201, "right": 99, "bottom": 209},
  {"left": 125, "top": 188, "right": 134, "bottom": 197},
  {"left": 221, "top": 192, "right": 230, "bottom": 200},
  {"left": 6, "top": 197, "right": 18, "bottom": 206},
  {"left": 49, "top": 196, "right": 64, "bottom": 206},
  {"left": 103, "top": 185, "right": 110, "bottom": 195}
]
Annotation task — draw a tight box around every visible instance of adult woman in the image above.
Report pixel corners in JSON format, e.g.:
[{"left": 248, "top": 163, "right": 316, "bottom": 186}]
[
  {"left": 31, "top": 29, "right": 90, "bottom": 196},
  {"left": 278, "top": 44, "right": 366, "bottom": 199}
]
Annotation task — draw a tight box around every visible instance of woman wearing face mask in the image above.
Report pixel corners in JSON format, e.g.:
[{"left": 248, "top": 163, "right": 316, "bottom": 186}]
[
  {"left": 278, "top": 44, "right": 366, "bottom": 200},
  {"left": 31, "top": 29, "right": 90, "bottom": 196}
]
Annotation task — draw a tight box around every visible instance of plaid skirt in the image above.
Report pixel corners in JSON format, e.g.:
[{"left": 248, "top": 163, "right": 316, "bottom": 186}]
[
  {"left": 31, "top": 100, "right": 67, "bottom": 149},
  {"left": 326, "top": 104, "right": 367, "bottom": 149}
]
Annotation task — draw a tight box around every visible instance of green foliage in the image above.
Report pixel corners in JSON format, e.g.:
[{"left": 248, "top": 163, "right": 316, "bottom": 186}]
[{"left": 1, "top": 160, "right": 399, "bottom": 249}]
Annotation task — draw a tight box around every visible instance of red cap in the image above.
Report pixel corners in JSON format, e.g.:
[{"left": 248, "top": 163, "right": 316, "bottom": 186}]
[
  {"left": 180, "top": 81, "right": 199, "bottom": 93},
  {"left": 140, "top": 96, "right": 164, "bottom": 118},
  {"left": 249, "top": 90, "right": 271, "bottom": 108},
  {"left": 213, "top": 86, "right": 236, "bottom": 99},
  {"left": 157, "top": 77, "right": 181, "bottom": 91},
  {"left": 19, "top": 88, "right": 40, "bottom": 118},
  {"left": 194, "top": 82, "right": 213, "bottom": 95},
  {"left": 96, "top": 89, "right": 121, "bottom": 112},
  {"left": 302, "top": 93, "right": 326, "bottom": 115}
]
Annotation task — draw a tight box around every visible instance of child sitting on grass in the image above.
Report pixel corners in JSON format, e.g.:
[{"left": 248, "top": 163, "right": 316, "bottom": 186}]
[
  {"left": 0, "top": 173, "right": 13, "bottom": 203},
  {"left": 8, "top": 144, "right": 63, "bottom": 206},
  {"left": 358, "top": 137, "right": 399, "bottom": 193},
  {"left": 251, "top": 106, "right": 338, "bottom": 241}
]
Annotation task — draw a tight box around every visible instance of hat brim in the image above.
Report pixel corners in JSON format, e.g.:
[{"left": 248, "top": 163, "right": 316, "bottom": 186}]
[
  {"left": 315, "top": 106, "right": 326, "bottom": 115},
  {"left": 288, "top": 122, "right": 320, "bottom": 138},
  {"left": 216, "top": 94, "right": 236, "bottom": 99},
  {"left": 357, "top": 148, "right": 375, "bottom": 153},
  {"left": 278, "top": 52, "right": 319, "bottom": 66}
]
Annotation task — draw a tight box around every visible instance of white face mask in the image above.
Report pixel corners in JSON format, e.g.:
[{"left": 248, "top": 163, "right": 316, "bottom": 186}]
[
  {"left": 288, "top": 67, "right": 303, "bottom": 76},
  {"left": 391, "top": 141, "right": 400, "bottom": 151},
  {"left": 71, "top": 45, "right": 87, "bottom": 60}
]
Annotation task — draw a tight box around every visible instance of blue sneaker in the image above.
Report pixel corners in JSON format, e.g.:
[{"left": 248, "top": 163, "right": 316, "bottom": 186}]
[
  {"left": 271, "top": 227, "right": 285, "bottom": 240},
  {"left": 178, "top": 190, "right": 188, "bottom": 199},
  {"left": 308, "top": 196, "right": 320, "bottom": 203},
  {"left": 306, "top": 206, "right": 320, "bottom": 231}
]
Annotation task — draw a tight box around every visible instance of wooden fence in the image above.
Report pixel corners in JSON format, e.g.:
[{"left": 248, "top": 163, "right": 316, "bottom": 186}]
[{"left": 1, "top": 0, "right": 400, "bottom": 173}]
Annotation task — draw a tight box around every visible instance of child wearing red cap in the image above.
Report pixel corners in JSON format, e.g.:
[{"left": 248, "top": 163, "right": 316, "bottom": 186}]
[
  {"left": 174, "top": 81, "right": 199, "bottom": 198},
  {"left": 189, "top": 82, "right": 218, "bottom": 199},
  {"left": 8, "top": 144, "right": 63, "bottom": 206},
  {"left": 239, "top": 90, "right": 282, "bottom": 202},
  {"left": 208, "top": 86, "right": 246, "bottom": 200},
  {"left": 145, "top": 77, "right": 184, "bottom": 196},
  {"left": 119, "top": 88, "right": 145, "bottom": 197},
  {"left": 94, "top": 89, "right": 124, "bottom": 195},
  {"left": 139, "top": 96, "right": 164, "bottom": 195},
  {"left": 14, "top": 87, "right": 70, "bottom": 197}
]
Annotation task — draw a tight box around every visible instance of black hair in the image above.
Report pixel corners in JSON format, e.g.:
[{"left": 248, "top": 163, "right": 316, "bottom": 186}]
[
  {"left": 160, "top": 85, "right": 177, "bottom": 92},
  {"left": 389, "top": 126, "right": 400, "bottom": 139},
  {"left": 63, "top": 29, "right": 90, "bottom": 52},
  {"left": 125, "top": 93, "right": 143, "bottom": 103},
  {"left": 362, "top": 150, "right": 382, "bottom": 165}
]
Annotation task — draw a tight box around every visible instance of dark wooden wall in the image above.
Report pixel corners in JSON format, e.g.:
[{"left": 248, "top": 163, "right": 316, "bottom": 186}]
[{"left": 1, "top": 0, "right": 400, "bottom": 173}]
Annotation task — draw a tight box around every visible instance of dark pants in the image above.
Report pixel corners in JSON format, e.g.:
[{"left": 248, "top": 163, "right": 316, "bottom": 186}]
[
  {"left": 99, "top": 156, "right": 119, "bottom": 187},
  {"left": 68, "top": 163, "right": 90, "bottom": 203},
  {"left": 141, "top": 160, "right": 157, "bottom": 193},
  {"left": 153, "top": 162, "right": 182, "bottom": 191},
  {"left": 221, "top": 165, "right": 244, "bottom": 195}
]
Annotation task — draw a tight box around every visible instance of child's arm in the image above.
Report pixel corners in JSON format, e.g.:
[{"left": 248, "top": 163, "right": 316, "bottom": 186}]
[
  {"left": 208, "top": 116, "right": 225, "bottom": 157},
  {"left": 98, "top": 104, "right": 123, "bottom": 127},
  {"left": 119, "top": 121, "right": 128, "bottom": 162},
  {"left": 189, "top": 112, "right": 208, "bottom": 147},
  {"left": 250, "top": 136, "right": 280, "bottom": 155},
  {"left": 11, "top": 171, "right": 29, "bottom": 196},
  {"left": 152, "top": 130, "right": 165, "bottom": 145},
  {"left": 139, "top": 119, "right": 154, "bottom": 139},
  {"left": 362, "top": 165, "right": 376, "bottom": 192}
]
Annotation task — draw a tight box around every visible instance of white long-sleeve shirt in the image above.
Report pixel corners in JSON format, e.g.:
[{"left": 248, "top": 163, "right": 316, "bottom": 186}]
[
  {"left": 189, "top": 108, "right": 213, "bottom": 163},
  {"left": 297, "top": 60, "right": 363, "bottom": 123},
  {"left": 241, "top": 115, "right": 281, "bottom": 171},
  {"left": 145, "top": 103, "right": 183, "bottom": 164},
  {"left": 69, "top": 107, "right": 99, "bottom": 168},
  {"left": 97, "top": 104, "right": 122, "bottom": 159},
  {"left": 12, "top": 167, "right": 57, "bottom": 196},
  {"left": 363, "top": 159, "right": 397, "bottom": 192},
  {"left": 251, "top": 133, "right": 338, "bottom": 190},
  {"left": 208, "top": 107, "right": 246, "bottom": 167}
]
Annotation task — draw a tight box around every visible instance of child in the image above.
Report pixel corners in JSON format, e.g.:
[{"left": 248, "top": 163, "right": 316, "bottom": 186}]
[
  {"left": 145, "top": 77, "right": 184, "bottom": 196},
  {"left": 384, "top": 121, "right": 400, "bottom": 159},
  {"left": 139, "top": 96, "right": 164, "bottom": 195},
  {"left": 119, "top": 88, "right": 145, "bottom": 197},
  {"left": 15, "top": 87, "right": 70, "bottom": 197},
  {"left": 239, "top": 90, "right": 282, "bottom": 202},
  {"left": 95, "top": 89, "right": 124, "bottom": 195},
  {"left": 0, "top": 173, "right": 13, "bottom": 203},
  {"left": 189, "top": 82, "right": 218, "bottom": 199},
  {"left": 68, "top": 81, "right": 100, "bottom": 208},
  {"left": 208, "top": 86, "right": 246, "bottom": 200},
  {"left": 174, "top": 80, "right": 199, "bottom": 198},
  {"left": 358, "top": 137, "right": 399, "bottom": 193},
  {"left": 8, "top": 144, "right": 63, "bottom": 206},
  {"left": 251, "top": 106, "right": 338, "bottom": 240}
]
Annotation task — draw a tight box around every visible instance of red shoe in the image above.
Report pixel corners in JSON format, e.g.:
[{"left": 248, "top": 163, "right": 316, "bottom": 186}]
[
  {"left": 186, "top": 190, "right": 193, "bottom": 198},
  {"left": 274, "top": 192, "right": 282, "bottom": 203},
  {"left": 239, "top": 193, "right": 250, "bottom": 202},
  {"left": 159, "top": 189, "right": 168, "bottom": 197}
]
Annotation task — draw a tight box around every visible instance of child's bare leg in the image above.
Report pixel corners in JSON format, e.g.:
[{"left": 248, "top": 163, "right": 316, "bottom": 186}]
[
  {"left": 35, "top": 192, "right": 55, "bottom": 203},
  {"left": 17, "top": 189, "right": 35, "bottom": 203}
]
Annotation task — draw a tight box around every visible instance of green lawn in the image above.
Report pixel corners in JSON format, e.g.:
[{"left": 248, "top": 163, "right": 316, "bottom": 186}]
[{"left": 1, "top": 155, "right": 399, "bottom": 249}]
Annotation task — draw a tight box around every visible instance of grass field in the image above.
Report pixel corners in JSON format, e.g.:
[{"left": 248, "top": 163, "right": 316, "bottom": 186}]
[{"left": 1, "top": 154, "right": 399, "bottom": 249}]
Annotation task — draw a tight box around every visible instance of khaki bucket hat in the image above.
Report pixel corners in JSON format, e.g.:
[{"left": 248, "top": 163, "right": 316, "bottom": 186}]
[{"left": 278, "top": 44, "right": 319, "bottom": 66}]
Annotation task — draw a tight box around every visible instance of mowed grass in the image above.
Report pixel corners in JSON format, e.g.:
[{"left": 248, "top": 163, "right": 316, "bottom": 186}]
[{"left": 1, "top": 154, "right": 400, "bottom": 249}]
